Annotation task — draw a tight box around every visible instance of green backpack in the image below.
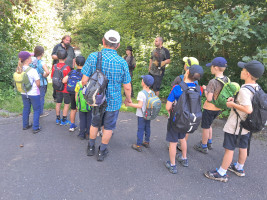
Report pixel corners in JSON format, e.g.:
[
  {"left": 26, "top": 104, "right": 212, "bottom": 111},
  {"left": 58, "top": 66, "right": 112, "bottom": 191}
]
[
  {"left": 13, "top": 67, "right": 33, "bottom": 93},
  {"left": 211, "top": 77, "right": 240, "bottom": 110},
  {"left": 76, "top": 82, "right": 91, "bottom": 112}
]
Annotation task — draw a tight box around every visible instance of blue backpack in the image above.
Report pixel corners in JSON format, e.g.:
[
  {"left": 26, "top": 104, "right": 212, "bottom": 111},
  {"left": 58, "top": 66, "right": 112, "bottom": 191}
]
[
  {"left": 67, "top": 70, "right": 83, "bottom": 94},
  {"left": 30, "top": 58, "right": 47, "bottom": 86}
]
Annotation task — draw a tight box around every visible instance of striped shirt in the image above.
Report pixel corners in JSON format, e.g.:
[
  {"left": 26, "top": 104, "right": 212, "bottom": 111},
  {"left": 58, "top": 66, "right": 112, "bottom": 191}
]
[{"left": 82, "top": 48, "right": 131, "bottom": 111}]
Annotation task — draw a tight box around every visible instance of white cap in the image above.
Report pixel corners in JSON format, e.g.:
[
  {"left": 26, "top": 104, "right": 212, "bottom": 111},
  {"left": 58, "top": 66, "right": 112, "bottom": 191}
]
[{"left": 104, "top": 30, "right": 120, "bottom": 44}]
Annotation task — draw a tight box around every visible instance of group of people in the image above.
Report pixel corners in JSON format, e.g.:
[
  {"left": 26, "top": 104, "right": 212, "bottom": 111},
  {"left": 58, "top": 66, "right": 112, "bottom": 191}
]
[{"left": 17, "top": 29, "right": 265, "bottom": 183}]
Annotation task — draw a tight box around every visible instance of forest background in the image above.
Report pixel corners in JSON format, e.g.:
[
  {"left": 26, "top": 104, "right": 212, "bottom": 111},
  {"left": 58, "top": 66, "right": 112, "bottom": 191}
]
[{"left": 0, "top": 0, "right": 266, "bottom": 116}]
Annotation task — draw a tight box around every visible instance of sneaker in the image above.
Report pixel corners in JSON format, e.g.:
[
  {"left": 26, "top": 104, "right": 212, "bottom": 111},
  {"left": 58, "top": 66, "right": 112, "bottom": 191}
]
[
  {"left": 204, "top": 169, "right": 228, "bottom": 182},
  {"left": 56, "top": 119, "right": 61, "bottom": 125},
  {"left": 207, "top": 142, "right": 213, "bottom": 150},
  {"left": 40, "top": 112, "right": 49, "bottom": 118},
  {"left": 60, "top": 119, "right": 70, "bottom": 126},
  {"left": 165, "top": 161, "right": 178, "bottom": 174},
  {"left": 69, "top": 124, "right": 78, "bottom": 132},
  {"left": 23, "top": 124, "right": 32, "bottom": 130},
  {"left": 97, "top": 147, "right": 109, "bottom": 162},
  {"left": 228, "top": 163, "right": 245, "bottom": 177},
  {"left": 142, "top": 142, "right": 150, "bottom": 148},
  {"left": 176, "top": 154, "right": 189, "bottom": 167},
  {"left": 86, "top": 143, "right": 95, "bottom": 156},
  {"left": 193, "top": 142, "right": 208, "bottom": 154},
  {"left": 132, "top": 144, "right": 142, "bottom": 152},
  {"left": 77, "top": 135, "right": 85, "bottom": 140},
  {"left": 33, "top": 127, "right": 41, "bottom": 134}
]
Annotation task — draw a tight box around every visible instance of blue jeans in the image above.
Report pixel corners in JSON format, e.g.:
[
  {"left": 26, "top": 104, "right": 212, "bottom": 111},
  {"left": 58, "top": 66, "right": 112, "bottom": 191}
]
[
  {"left": 78, "top": 110, "right": 92, "bottom": 138},
  {"left": 22, "top": 94, "right": 41, "bottom": 130},
  {"left": 137, "top": 117, "right": 151, "bottom": 145},
  {"left": 39, "top": 85, "right": 47, "bottom": 115}
]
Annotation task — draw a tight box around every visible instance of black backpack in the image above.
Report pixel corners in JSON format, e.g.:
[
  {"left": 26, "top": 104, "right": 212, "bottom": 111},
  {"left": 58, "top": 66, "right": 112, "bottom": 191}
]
[
  {"left": 169, "top": 77, "right": 202, "bottom": 133},
  {"left": 52, "top": 64, "right": 67, "bottom": 91},
  {"left": 235, "top": 85, "right": 267, "bottom": 133},
  {"left": 83, "top": 52, "right": 108, "bottom": 106}
]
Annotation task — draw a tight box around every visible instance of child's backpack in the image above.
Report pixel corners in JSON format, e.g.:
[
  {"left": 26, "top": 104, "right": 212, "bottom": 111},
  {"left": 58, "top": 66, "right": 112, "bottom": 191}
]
[
  {"left": 212, "top": 77, "right": 240, "bottom": 110},
  {"left": 170, "top": 80, "right": 202, "bottom": 133},
  {"left": 67, "top": 70, "right": 83, "bottom": 94},
  {"left": 30, "top": 58, "right": 47, "bottom": 86},
  {"left": 13, "top": 67, "right": 33, "bottom": 93},
  {"left": 83, "top": 52, "right": 108, "bottom": 106},
  {"left": 76, "top": 82, "right": 91, "bottom": 112},
  {"left": 234, "top": 85, "right": 267, "bottom": 156},
  {"left": 52, "top": 64, "right": 67, "bottom": 91},
  {"left": 236, "top": 85, "right": 267, "bottom": 133},
  {"left": 142, "top": 90, "right": 161, "bottom": 120}
]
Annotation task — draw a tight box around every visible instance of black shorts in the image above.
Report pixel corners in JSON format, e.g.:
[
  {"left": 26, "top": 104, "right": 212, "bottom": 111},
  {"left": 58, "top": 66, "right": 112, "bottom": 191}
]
[
  {"left": 166, "top": 123, "right": 186, "bottom": 143},
  {"left": 223, "top": 132, "right": 250, "bottom": 150},
  {"left": 149, "top": 73, "right": 163, "bottom": 92},
  {"left": 56, "top": 92, "right": 71, "bottom": 104},
  {"left": 91, "top": 109, "right": 119, "bottom": 130},
  {"left": 201, "top": 109, "right": 220, "bottom": 129},
  {"left": 69, "top": 93, "right": 76, "bottom": 110}
]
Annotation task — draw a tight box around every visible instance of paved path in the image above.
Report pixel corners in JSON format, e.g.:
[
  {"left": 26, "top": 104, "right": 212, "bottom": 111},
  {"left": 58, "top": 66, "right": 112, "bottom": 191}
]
[{"left": 0, "top": 110, "right": 266, "bottom": 200}]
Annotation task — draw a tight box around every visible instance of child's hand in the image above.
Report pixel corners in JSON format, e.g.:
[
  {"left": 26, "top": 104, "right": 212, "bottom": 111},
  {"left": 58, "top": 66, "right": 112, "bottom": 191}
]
[
  {"left": 226, "top": 101, "right": 235, "bottom": 108},
  {"left": 202, "top": 85, "right": 206, "bottom": 90},
  {"left": 227, "top": 97, "right": 234, "bottom": 102}
]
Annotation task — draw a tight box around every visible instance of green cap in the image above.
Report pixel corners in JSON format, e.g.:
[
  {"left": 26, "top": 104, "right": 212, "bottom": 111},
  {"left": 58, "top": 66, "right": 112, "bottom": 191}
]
[{"left": 183, "top": 57, "right": 199, "bottom": 67}]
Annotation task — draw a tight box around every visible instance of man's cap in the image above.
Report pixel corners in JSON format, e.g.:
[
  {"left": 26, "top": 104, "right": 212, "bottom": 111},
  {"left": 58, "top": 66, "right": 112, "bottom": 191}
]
[
  {"left": 206, "top": 57, "right": 228, "bottom": 67},
  {"left": 188, "top": 65, "right": 204, "bottom": 77},
  {"left": 104, "top": 30, "right": 120, "bottom": 44},
  {"left": 141, "top": 75, "right": 154, "bottom": 87},
  {"left": 238, "top": 60, "right": 265, "bottom": 78},
  {"left": 126, "top": 46, "right": 133, "bottom": 51},
  {"left": 183, "top": 57, "right": 199, "bottom": 67},
  {"left": 18, "top": 51, "right": 31, "bottom": 62}
]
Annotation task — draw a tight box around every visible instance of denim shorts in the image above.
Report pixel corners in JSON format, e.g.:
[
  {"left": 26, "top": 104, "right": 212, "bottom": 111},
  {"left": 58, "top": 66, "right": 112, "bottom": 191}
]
[
  {"left": 166, "top": 123, "right": 186, "bottom": 143},
  {"left": 201, "top": 109, "right": 220, "bottom": 129},
  {"left": 223, "top": 132, "right": 250, "bottom": 150},
  {"left": 56, "top": 92, "right": 70, "bottom": 104},
  {"left": 91, "top": 109, "right": 119, "bottom": 130}
]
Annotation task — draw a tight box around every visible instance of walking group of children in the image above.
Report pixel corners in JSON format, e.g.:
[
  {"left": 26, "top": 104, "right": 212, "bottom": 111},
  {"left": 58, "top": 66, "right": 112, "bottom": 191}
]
[{"left": 16, "top": 47, "right": 265, "bottom": 183}]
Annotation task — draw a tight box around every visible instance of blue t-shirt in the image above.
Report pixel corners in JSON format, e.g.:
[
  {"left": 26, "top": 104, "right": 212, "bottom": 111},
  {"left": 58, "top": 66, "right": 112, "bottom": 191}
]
[{"left": 167, "top": 82, "right": 202, "bottom": 102}]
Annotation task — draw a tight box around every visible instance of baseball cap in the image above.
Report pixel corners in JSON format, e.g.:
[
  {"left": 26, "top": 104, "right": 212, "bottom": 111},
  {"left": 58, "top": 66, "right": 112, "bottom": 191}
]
[
  {"left": 238, "top": 60, "right": 265, "bottom": 78},
  {"left": 104, "top": 30, "right": 120, "bottom": 44},
  {"left": 18, "top": 51, "right": 31, "bottom": 62},
  {"left": 206, "top": 57, "right": 227, "bottom": 67},
  {"left": 183, "top": 57, "right": 199, "bottom": 67},
  {"left": 141, "top": 75, "right": 154, "bottom": 87},
  {"left": 188, "top": 65, "right": 204, "bottom": 77}
]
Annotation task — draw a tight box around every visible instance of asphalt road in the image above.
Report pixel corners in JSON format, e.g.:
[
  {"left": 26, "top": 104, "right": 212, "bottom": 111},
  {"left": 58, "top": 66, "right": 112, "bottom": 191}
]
[{"left": 0, "top": 110, "right": 266, "bottom": 200}]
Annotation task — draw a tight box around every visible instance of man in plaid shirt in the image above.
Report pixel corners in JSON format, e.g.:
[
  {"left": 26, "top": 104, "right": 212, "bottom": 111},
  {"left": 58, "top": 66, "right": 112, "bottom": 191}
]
[{"left": 81, "top": 30, "right": 132, "bottom": 161}]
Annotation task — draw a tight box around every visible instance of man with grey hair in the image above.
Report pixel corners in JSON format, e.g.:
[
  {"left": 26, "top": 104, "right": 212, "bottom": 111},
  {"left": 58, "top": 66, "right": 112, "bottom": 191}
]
[
  {"left": 149, "top": 37, "right": 171, "bottom": 96},
  {"left": 81, "top": 30, "right": 132, "bottom": 162}
]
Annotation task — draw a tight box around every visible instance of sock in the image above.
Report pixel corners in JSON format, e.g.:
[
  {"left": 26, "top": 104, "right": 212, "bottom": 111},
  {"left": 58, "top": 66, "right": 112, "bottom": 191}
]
[
  {"left": 217, "top": 167, "right": 227, "bottom": 176},
  {"left": 56, "top": 115, "right": 60, "bottom": 120},
  {"left": 62, "top": 116, "right": 67, "bottom": 122},
  {"left": 89, "top": 139, "right": 95, "bottom": 146},
  {"left": 235, "top": 162, "right": 244, "bottom": 170},
  {"left": 171, "top": 163, "right": 176, "bottom": 167},
  {"left": 208, "top": 139, "right": 212, "bottom": 144},
  {"left": 202, "top": 144, "right": 208, "bottom": 148},
  {"left": 100, "top": 143, "right": 107, "bottom": 151}
]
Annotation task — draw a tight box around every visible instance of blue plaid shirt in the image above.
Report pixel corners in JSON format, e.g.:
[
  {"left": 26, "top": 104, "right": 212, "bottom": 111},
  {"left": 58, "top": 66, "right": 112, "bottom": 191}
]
[{"left": 82, "top": 48, "right": 131, "bottom": 111}]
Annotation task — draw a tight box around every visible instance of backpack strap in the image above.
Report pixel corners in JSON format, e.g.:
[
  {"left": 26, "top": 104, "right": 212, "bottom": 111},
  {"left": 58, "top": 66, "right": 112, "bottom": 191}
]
[
  {"left": 61, "top": 65, "right": 68, "bottom": 72},
  {"left": 242, "top": 85, "right": 256, "bottom": 94},
  {"left": 178, "top": 80, "right": 189, "bottom": 92},
  {"left": 96, "top": 52, "right": 103, "bottom": 71}
]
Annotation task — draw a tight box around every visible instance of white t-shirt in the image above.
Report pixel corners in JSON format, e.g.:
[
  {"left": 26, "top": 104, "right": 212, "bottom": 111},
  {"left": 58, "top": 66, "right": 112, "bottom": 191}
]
[
  {"left": 21, "top": 66, "right": 40, "bottom": 96},
  {"left": 136, "top": 90, "right": 152, "bottom": 117},
  {"left": 223, "top": 84, "right": 257, "bottom": 135}
]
